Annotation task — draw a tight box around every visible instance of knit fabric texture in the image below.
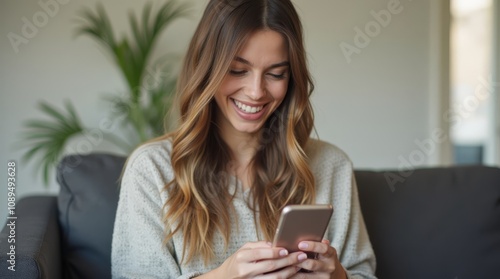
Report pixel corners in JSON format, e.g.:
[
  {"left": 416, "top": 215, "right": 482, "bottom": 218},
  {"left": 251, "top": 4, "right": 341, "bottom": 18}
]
[{"left": 111, "top": 138, "right": 376, "bottom": 279}]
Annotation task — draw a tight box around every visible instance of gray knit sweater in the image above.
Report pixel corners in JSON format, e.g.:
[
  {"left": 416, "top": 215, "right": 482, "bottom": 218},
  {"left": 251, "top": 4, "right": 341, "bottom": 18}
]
[{"left": 111, "top": 138, "right": 376, "bottom": 279}]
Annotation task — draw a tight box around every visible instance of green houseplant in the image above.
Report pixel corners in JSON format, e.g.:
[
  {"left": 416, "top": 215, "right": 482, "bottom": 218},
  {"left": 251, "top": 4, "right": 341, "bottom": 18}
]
[{"left": 19, "top": 0, "right": 190, "bottom": 185}]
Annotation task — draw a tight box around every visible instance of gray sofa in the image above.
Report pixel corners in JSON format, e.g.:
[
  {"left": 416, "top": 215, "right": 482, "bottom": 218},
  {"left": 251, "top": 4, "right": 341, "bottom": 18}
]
[{"left": 1, "top": 153, "right": 500, "bottom": 279}]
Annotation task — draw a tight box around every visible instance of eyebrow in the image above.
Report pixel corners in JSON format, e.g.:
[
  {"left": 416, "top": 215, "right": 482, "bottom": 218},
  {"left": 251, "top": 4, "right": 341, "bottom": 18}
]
[{"left": 234, "top": 56, "right": 290, "bottom": 69}]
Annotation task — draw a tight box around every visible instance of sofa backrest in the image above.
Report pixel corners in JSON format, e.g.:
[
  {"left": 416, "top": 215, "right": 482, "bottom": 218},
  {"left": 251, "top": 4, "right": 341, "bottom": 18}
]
[
  {"left": 356, "top": 166, "right": 500, "bottom": 279},
  {"left": 57, "top": 153, "right": 126, "bottom": 279}
]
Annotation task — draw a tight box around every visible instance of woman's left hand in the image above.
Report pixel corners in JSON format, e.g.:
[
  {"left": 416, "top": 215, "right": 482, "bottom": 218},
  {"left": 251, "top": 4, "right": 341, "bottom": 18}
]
[{"left": 289, "top": 239, "right": 347, "bottom": 279}]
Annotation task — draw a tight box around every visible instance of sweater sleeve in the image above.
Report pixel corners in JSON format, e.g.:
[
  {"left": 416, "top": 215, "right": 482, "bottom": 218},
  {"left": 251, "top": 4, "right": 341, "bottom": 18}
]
[
  {"left": 111, "top": 145, "right": 203, "bottom": 279},
  {"left": 341, "top": 174, "right": 377, "bottom": 279},
  {"left": 310, "top": 140, "right": 377, "bottom": 279}
]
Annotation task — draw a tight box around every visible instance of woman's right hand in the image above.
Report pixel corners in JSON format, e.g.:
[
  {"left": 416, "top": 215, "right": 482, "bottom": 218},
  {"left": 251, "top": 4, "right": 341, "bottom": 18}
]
[{"left": 201, "top": 241, "right": 307, "bottom": 278}]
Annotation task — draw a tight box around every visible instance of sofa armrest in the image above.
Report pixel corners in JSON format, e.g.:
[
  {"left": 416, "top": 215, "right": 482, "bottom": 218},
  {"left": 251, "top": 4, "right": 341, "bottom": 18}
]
[{"left": 0, "top": 196, "right": 62, "bottom": 279}]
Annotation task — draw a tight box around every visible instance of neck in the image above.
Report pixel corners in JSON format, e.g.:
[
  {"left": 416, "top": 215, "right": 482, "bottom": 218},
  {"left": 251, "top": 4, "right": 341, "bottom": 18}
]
[
  {"left": 219, "top": 126, "right": 260, "bottom": 168},
  {"left": 215, "top": 112, "right": 261, "bottom": 171}
]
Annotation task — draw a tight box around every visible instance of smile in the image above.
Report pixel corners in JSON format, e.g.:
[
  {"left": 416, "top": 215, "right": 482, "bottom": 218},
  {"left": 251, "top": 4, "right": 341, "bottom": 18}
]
[{"left": 232, "top": 99, "right": 264, "bottom": 114}]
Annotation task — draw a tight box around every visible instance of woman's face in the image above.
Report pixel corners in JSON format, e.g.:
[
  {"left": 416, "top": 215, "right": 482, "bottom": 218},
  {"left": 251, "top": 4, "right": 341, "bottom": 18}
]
[{"left": 214, "top": 30, "right": 290, "bottom": 136}]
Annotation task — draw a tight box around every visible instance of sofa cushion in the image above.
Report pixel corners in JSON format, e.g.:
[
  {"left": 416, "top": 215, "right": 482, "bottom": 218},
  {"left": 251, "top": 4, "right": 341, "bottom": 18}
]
[
  {"left": 57, "top": 153, "right": 126, "bottom": 279},
  {"left": 0, "top": 196, "right": 62, "bottom": 279},
  {"left": 355, "top": 166, "right": 500, "bottom": 279}
]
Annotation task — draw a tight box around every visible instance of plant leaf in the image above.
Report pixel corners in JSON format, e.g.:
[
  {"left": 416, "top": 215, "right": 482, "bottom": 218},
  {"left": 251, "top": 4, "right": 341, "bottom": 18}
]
[{"left": 19, "top": 101, "right": 86, "bottom": 187}]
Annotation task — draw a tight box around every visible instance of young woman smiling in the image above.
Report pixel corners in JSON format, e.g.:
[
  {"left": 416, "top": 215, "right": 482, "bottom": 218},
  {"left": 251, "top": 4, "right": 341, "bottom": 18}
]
[{"left": 111, "top": 0, "right": 377, "bottom": 278}]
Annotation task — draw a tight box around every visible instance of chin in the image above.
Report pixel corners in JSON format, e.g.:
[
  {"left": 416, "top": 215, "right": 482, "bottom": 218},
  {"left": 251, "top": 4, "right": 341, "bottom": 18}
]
[{"left": 233, "top": 123, "right": 264, "bottom": 134}]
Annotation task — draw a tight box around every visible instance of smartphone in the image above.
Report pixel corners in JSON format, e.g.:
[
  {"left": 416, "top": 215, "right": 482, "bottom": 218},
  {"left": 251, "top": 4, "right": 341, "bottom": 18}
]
[{"left": 272, "top": 204, "right": 334, "bottom": 258}]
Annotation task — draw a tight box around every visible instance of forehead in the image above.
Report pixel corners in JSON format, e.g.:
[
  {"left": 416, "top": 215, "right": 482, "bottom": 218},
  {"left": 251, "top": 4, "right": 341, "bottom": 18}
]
[{"left": 234, "top": 30, "right": 289, "bottom": 64}]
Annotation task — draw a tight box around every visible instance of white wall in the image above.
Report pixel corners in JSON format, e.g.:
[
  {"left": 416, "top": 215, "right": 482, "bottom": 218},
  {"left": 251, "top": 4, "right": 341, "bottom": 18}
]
[
  {"left": 295, "top": 0, "right": 445, "bottom": 169},
  {"left": 1, "top": 0, "right": 445, "bottom": 222}
]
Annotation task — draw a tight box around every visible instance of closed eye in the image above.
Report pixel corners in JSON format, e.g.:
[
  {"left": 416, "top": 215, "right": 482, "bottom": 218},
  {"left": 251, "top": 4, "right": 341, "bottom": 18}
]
[
  {"left": 268, "top": 73, "right": 287, "bottom": 80},
  {"left": 229, "top": 70, "right": 247, "bottom": 76}
]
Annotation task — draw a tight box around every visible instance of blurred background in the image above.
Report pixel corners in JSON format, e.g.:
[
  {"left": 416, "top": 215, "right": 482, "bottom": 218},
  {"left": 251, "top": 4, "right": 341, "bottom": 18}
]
[{"left": 1, "top": 0, "right": 499, "bottom": 221}]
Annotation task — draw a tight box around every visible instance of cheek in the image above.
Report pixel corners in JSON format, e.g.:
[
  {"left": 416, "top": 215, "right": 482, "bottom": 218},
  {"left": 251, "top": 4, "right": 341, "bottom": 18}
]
[
  {"left": 268, "top": 81, "right": 288, "bottom": 101},
  {"left": 218, "top": 78, "right": 240, "bottom": 96},
  {"left": 215, "top": 81, "right": 231, "bottom": 108}
]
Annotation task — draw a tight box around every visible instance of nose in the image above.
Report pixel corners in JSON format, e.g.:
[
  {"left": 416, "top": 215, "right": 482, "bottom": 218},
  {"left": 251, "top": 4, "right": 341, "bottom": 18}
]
[{"left": 246, "top": 74, "right": 266, "bottom": 100}]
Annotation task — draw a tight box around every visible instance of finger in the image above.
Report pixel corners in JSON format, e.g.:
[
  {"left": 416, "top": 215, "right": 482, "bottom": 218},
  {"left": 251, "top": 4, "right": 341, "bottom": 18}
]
[
  {"left": 239, "top": 247, "right": 289, "bottom": 262},
  {"left": 298, "top": 241, "right": 329, "bottom": 255},
  {"left": 294, "top": 258, "right": 321, "bottom": 273},
  {"left": 258, "top": 265, "right": 300, "bottom": 279},
  {"left": 322, "top": 245, "right": 337, "bottom": 258},
  {"left": 295, "top": 248, "right": 338, "bottom": 273},
  {"left": 253, "top": 251, "right": 307, "bottom": 274}
]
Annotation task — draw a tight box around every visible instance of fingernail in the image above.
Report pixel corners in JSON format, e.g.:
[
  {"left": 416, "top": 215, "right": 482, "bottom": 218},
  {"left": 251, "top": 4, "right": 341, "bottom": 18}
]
[
  {"left": 298, "top": 253, "right": 307, "bottom": 261},
  {"left": 266, "top": 242, "right": 272, "bottom": 246},
  {"left": 298, "top": 242, "right": 308, "bottom": 249},
  {"left": 279, "top": 249, "right": 288, "bottom": 256}
]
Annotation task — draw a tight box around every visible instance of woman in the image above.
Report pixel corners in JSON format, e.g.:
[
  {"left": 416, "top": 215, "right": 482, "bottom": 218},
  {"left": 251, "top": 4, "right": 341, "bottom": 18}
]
[{"left": 112, "top": 0, "right": 376, "bottom": 278}]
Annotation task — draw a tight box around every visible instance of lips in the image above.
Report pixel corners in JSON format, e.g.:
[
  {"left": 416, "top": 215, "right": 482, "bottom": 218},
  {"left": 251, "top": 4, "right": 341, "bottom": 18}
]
[
  {"left": 230, "top": 98, "right": 269, "bottom": 121},
  {"left": 232, "top": 99, "right": 264, "bottom": 114}
]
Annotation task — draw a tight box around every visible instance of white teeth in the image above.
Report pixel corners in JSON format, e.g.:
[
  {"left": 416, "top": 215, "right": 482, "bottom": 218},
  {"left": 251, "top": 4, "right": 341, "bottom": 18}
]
[{"left": 233, "top": 100, "right": 264, "bottom": 114}]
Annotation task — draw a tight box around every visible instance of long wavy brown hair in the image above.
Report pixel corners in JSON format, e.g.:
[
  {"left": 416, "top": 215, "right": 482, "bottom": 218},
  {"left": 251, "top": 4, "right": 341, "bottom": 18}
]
[{"left": 159, "top": 0, "right": 315, "bottom": 264}]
